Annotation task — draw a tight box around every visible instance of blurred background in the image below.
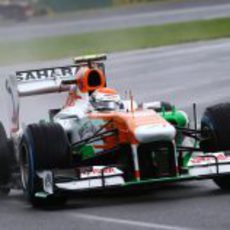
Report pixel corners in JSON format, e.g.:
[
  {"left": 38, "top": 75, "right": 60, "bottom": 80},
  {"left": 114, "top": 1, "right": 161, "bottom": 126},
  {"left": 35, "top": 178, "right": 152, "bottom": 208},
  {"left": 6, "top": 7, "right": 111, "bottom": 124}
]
[
  {"left": 0, "top": 0, "right": 230, "bottom": 66},
  {"left": 0, "top": 0, "right": 157, "bottom": 21}
]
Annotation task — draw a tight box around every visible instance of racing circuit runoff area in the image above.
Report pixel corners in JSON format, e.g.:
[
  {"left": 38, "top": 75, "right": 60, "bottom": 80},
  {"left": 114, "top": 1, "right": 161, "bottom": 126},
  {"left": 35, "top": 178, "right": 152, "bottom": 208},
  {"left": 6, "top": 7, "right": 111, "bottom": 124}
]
[{"left": 1, "top": 1, "right": 230, "bottom": 230}]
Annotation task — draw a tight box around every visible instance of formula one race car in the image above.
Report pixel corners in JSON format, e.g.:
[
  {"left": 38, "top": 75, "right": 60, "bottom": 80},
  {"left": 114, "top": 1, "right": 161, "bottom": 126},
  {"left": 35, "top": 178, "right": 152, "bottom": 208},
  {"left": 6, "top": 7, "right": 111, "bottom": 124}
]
[{"left": 1, "top": 54, "right": 230, "bottom": 207}]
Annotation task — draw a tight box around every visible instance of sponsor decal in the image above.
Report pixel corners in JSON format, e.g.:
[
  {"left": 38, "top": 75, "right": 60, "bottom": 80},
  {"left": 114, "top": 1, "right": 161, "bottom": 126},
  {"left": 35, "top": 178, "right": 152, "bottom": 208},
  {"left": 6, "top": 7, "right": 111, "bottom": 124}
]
[
  {"left": 16, "top": 66, "right": 78, "bottom": 82},
  {"left": 190, "top": 152, "right": 230, "bottom": 164},
  {"left": 15, "top": 63, "right": 105, "bottom": 82},
  {"left": 80, "top": 167, "right": 117, "bottom": 177},
  {"left": 86, "top": 167, "right": 115, "bottom": 174}
]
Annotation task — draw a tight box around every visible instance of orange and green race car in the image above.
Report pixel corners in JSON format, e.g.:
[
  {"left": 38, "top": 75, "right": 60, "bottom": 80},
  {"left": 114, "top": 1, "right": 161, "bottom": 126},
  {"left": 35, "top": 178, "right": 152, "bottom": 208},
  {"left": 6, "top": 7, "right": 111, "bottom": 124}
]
[{"left": 1, "top": 54, "right": 230, "bottom": 207}]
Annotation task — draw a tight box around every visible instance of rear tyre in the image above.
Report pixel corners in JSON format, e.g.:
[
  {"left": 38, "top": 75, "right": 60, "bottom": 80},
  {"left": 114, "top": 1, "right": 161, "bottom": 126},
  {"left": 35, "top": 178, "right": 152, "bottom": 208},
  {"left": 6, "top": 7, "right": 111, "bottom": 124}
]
[
  {"left": 0, "top": 122, "right": 12, "bottom": 187},
  {"left": 0, "top": 187, "right": 10, "bottom": 196},
  {"left": 200, "top": 103, "right": 230, "bottom": 152},
  {"left": 20, "top": 123, "right": 70, "bottom": 208}
]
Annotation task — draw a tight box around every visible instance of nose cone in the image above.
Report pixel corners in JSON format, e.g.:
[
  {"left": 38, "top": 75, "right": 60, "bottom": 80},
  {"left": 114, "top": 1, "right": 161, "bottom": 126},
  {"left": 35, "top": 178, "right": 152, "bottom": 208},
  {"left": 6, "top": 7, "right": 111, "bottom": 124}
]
[{"left": 135, "top": 123, "right": 176, "bottom": 143}]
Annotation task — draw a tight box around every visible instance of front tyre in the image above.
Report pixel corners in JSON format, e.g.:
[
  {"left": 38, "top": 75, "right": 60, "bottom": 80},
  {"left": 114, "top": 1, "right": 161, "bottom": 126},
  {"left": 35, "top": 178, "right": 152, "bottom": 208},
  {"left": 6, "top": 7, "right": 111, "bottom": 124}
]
[
  {"left": 200, "top": 103, "right": 230, "bottom": 152},
  {"left": 20, "top": 123, "right": 70, "bottom": 208}
]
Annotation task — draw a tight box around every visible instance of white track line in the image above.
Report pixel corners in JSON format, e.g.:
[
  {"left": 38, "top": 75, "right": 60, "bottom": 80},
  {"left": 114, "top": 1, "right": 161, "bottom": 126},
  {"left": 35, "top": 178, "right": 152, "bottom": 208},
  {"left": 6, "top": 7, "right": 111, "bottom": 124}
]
[{"left": 71, "top": 213, "right": 194, "bottom": 230}]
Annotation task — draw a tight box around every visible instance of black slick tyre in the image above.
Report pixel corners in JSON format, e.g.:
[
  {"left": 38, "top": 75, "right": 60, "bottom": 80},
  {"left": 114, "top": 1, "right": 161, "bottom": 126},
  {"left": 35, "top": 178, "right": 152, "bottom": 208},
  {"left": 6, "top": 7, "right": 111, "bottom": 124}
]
[
  {"left": 20, "top": 123, "right": 70, "bottom": 208},
  {"left": 200, "top": 103, "right": 230, "bottom": 152},
  {"left": 0, "top": 122, "right": 11, "bottom": 187}
]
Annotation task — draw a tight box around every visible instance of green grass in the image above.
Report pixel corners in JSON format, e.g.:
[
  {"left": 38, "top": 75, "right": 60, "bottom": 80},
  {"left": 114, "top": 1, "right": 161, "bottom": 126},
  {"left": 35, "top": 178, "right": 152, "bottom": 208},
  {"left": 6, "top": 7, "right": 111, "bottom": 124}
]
[{"left": 1, "top": 17, "right": 230, "bottom": 65}]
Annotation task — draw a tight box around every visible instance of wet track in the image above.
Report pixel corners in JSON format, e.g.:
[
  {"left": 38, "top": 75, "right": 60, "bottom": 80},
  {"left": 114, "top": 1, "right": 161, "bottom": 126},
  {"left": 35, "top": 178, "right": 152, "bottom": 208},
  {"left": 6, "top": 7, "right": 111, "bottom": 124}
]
[
  {"left": 1, "top": 0, "right": 230, "bottom": 41},
  {"left": 1, "top": 39, "right": 230, "bottom": 229}
]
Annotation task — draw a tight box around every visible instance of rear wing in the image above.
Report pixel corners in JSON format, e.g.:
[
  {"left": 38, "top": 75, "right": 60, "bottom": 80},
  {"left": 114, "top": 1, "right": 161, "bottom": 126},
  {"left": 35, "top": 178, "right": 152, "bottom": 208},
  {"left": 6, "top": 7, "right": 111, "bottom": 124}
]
[
  {"left": 13, "top": 65, "right": 76, "bottom": 97},
  {"left": 5, "top": 54, "right": 106, "bottom": 133},
  {"left": 74, "top": 54, "right": 106, "bottom": 65},
  {"left": 7, "top": 54, "right": 106, "bottom": 96},
  {"left": 15, "top": 65, "right": 105, "bottom": 96}
]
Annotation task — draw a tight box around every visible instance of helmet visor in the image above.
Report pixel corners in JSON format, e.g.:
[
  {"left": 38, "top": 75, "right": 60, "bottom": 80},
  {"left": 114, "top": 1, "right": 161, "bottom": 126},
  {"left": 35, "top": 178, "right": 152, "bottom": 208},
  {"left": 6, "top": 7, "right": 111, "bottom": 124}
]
[{"left": 93, "top": 101, "right": 119, "bottom": 111}]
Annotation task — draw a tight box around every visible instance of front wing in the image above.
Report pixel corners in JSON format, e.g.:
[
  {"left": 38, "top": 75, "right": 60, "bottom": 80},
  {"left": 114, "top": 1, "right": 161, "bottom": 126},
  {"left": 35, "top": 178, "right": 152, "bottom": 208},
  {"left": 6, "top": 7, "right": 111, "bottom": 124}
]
[{"left": 34, "top": 153, "right": 230, "bottom": 198}]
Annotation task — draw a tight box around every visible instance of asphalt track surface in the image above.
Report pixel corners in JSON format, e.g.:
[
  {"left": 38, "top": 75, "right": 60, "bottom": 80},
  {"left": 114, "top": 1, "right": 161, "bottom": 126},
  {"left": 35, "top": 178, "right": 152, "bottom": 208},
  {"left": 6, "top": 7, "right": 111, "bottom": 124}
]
[
  {"left": 1, "top": 39, "right": 230, "bottom": 229},
  {"left": 1, "top": 0, "right": 230, "bottom": 41}
]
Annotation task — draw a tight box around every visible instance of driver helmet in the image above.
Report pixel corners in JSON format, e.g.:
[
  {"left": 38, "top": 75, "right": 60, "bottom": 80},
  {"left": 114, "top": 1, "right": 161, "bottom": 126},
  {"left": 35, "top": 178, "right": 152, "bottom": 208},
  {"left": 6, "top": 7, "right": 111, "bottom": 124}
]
[{"left": 90, "top": 87, "right": 121, "bottom": 111}]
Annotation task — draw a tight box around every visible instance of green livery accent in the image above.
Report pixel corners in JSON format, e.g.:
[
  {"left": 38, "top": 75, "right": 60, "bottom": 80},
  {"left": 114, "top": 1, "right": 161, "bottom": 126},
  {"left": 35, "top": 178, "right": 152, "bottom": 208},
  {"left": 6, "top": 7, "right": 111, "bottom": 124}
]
[
  {"left": 160, "top": 106, "right": 193, "bottom": 169},
  {"left": 81, "top": 145, "right": 95, "bottom": 160},
  {"left": 160, "top": 106, "right": 188, "bottom": 146},
  {"left": 74, "top": 145, "right": 95, "bottom": 160},
  {"left": 35, "top": 192, "right": 49, "bottom": 198},
  {"left": 160, "top": 107, "right": 187, "bottom": 128},
  {"left": 123, "top": 175, "right": 196, "bottom": 186}
]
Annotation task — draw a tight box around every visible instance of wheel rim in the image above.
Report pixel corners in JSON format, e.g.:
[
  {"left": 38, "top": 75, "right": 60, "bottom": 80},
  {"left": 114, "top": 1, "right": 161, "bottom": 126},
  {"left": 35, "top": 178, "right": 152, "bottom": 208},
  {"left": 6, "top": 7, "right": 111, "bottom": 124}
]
[{"left": 20, "top": 143, "right": 29, "bottom": 190}]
